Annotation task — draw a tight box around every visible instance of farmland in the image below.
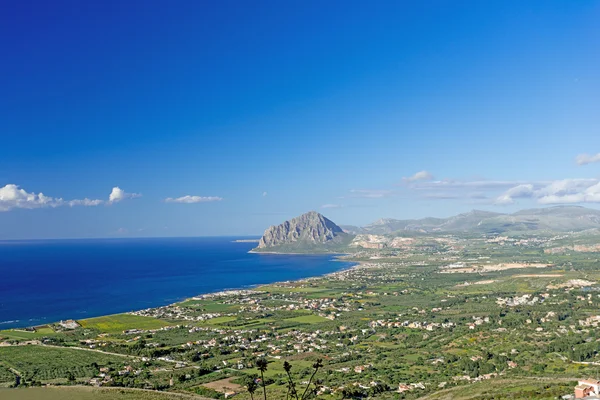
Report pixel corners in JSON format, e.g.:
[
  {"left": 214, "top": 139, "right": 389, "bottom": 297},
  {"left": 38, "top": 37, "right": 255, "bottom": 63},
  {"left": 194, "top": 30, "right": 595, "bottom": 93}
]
[
  {"left": 79, "top": 314, "right": 171, "bottom": 333},
  {"left": 3, "top": 231, "right": 600, "bottom": 399}
]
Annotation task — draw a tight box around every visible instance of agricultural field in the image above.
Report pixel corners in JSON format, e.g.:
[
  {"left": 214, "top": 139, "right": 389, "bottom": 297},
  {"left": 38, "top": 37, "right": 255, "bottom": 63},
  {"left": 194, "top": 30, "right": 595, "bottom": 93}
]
[
  {"left": 79, "top": 314, "right": 171, "bottom": 333},
  {"left": 0, "top": 387, "right": 209, "bottom": 400},
  {"left": 0, "top": 326, "right": 56, "bottom": 341},
  {"left": 0, "top": 346, "right": 130, "bottom": 382},
  {"left": 4, "top": 231, "right": 600, "bottom": 399}
]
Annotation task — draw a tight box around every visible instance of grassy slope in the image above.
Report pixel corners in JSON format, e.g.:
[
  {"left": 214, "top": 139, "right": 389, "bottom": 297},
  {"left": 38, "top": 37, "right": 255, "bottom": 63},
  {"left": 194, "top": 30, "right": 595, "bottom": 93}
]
[
  {"left": 0, "top": 387, "right": 210, "bottom": 400},
  {"left": 78, "top": 314, "right": 171, "bottom": 333},
  {"left": 416, "top": 378, "right": 577, "bottom": 400}
]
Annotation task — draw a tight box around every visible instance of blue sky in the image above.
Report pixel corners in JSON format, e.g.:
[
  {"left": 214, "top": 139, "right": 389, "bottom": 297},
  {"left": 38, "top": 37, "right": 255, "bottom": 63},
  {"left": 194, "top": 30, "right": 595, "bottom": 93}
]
[{"left": 1, "top": 0, "right": 599, "bottom": 239}]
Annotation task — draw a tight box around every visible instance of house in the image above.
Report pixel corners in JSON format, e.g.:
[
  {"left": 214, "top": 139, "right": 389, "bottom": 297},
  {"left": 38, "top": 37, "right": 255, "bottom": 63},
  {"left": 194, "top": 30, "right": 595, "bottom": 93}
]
[
  {"left": 59, "top": 320, "right": 81, "bottom": 330},
  {"left": 575, "top": 380, "right": 600, "bottom": 398},
  {"left": 398, "top": 384, "right": 411, "bottom": 393}
]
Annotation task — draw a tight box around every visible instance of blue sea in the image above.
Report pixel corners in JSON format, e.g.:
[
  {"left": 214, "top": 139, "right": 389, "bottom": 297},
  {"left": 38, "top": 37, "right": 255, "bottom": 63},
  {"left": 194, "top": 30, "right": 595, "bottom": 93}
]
[{"left": 0, "top": 237, "right": 354, "bottom": 329}]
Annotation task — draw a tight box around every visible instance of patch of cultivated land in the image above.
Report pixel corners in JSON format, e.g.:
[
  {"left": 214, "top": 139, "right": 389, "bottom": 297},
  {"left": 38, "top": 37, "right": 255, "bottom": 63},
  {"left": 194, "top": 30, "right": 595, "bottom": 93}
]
[
  {"left": 78, "top": 314, "right": 171, "bottom": 333},
  {"left": 441, "top": 262, "right": 551, "bottom": 273},
  {"left": 201, "top": 377, "right": 243, "bottom": 393},
  {"left": 0, "top": 346, "right": 129, "bottom": 381},
  {"left": 6, "top": 231, "right": 600, "bottom": 399},
  {"left": 417, "top": 378, "right": 577, "bottom": 400},
  {"left": 0, "top": 387, "right": 210, "bottom": 400}
]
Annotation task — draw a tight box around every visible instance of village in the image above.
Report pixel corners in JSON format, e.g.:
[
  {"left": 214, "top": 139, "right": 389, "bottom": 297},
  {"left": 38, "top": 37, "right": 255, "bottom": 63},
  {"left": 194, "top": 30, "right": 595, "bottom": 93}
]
[{"left": 4, "top": 231, "right": 600, "bottom": 399}]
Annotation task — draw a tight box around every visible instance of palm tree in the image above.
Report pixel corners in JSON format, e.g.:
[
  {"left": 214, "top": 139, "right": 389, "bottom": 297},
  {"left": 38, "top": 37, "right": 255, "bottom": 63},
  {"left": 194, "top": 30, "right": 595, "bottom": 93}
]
[
  {"left": 301, "top": 358, "right": 323, "bottom": 400},
  {"left": 256, "top": 357, "right": 269, "bottom": 400},
  {"left": 284, "top": 361, "right": 299, "bottom": 400},
  {"left": 245, "top": 376, "right": 258, "bottom": 400}
]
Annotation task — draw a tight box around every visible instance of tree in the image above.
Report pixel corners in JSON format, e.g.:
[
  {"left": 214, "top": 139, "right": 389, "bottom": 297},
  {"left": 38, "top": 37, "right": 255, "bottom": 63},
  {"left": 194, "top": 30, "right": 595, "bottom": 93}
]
[
  {"left": 245, "top": 375, "right": 259, "bottom": 400},
  {"left": 256, "top": 358, "right": 269, "bottom": 400},
  {"left": 300, "top": 359, "right": 323, "bottom": 400}
]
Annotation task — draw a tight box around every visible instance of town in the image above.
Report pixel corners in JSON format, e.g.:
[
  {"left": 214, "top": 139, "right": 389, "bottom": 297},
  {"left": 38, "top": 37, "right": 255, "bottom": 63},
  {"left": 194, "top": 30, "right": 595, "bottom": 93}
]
[{"left": 3, "top": 231, "right": 600, "bottom": 399}]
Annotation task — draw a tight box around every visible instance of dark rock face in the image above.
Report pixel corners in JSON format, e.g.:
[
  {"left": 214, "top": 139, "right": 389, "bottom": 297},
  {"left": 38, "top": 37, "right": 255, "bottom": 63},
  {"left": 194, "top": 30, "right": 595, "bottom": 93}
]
[{"left": 257, "top": 211, "right": 346, "bottom": 249}]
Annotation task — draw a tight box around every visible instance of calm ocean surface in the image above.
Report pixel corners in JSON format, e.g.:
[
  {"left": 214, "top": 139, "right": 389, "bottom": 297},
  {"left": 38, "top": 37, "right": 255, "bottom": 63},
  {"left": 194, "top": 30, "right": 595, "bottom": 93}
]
[{"left": 0, "top": 237, "right": 355, "bottom": 329}]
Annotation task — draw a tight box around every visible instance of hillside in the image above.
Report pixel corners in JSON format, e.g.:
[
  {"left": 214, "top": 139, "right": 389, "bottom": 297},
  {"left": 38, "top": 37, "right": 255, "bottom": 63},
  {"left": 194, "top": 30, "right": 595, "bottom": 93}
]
[
  {"left": 253, "top": 211, "right": 351, "bottom": 253},
  {"left": 349, "top": 206, "right": 600, "bottom": 235}
]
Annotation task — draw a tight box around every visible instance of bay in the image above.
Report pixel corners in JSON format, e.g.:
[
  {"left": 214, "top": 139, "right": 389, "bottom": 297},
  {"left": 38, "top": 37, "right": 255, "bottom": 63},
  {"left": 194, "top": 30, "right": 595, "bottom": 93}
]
[{"left": 0, "top": 237, "right": 354, "bottom": 329}]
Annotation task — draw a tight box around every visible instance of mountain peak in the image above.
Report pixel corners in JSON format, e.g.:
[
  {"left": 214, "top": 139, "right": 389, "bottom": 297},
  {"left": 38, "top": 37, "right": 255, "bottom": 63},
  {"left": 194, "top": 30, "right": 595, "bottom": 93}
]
[{"left": 255, "top": 212, "right": 347, "bottom": 251}]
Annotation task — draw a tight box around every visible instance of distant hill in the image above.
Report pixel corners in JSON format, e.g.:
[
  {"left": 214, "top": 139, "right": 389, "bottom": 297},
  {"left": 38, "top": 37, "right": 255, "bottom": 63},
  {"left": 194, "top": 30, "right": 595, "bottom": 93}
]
[
  {"left": 253, "top": 211, "right": 351, "bottom": 253},
  {"left": 350, "top": 206, "right": 600, "bottom": 234}
]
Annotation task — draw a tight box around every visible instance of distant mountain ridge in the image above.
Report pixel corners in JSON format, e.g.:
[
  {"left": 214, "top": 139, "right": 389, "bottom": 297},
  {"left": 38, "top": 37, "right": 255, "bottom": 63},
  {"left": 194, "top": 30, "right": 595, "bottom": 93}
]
[
  {"left": 254, "top": 211, "right": 350, "bottom": 252},
  {"left": 341, "top": 206, "right": 600, "bottom": 234}
]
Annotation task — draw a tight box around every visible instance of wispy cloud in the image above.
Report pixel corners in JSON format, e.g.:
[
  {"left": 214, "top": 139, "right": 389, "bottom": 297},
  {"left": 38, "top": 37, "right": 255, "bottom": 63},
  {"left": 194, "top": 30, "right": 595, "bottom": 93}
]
[
  {"left": 494, "top": 184, "right": 535, "bottom": 205},
  {"left": 576, "top": 153, "right": 600, "bottom": 166},
  {"left": 0, "top": 184, "right": 138, "bottom": 212},
  {"left": 165, "top": 195, "right": 223, "bottom": 203},
  {"left": 402, "top": 178, "right": 538, "bottom": 203},
  {"left": 262, "top": 191, "right": 268, "bottom": 197},
  {"left": 347, "top": 189, "right": 395, "bottom": 199},
  {"left": 68, "top": 198, "right": 104, "bottom": 207},
  {"left": 411, "top": 180, "right": 527, "bottom": 191},
  {"left": 321, "top": 204, "right": 343, "bottom": 209},
  {"left": 402, "top": 170, "right": 433, "bottom": 183},
  {"left": 495, "top": 179, "right": 600, "bottom": 205}
]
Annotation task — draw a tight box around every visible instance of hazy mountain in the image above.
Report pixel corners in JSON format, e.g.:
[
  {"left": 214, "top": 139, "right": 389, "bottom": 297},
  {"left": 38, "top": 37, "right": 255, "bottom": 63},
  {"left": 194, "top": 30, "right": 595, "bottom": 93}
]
[
  {"left": 254, "top": 211, "right": 350, "bottom": 252},
  {"left": 354, "top": 206, "right": 600, "bottom": 234},
  {"left": 437, "top": 210, "right": 504, "bottom": 231},
  {"left": 479, "top": 206, "right": 600, "bottom": 233}
]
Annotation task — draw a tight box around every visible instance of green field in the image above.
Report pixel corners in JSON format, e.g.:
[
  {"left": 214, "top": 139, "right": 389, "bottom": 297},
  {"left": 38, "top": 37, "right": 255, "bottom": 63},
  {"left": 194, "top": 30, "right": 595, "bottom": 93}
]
[
  {"left": 283, "top": 314, "right": 329, "bottom": 324},
  {"left": 79, "top": 314, "right": 170, "bottom": 333},
  {"left": 0, "top": 327, "right": 56, "bottom": 341},
  {"left": 417, "top": 378, "right": 577, "bottom": 400},
  {"left": 0, "top": 387, "right": 207, "bottom": 400},
  {"left": 0, "top": 346, "right": 128, "bottom": 382}
]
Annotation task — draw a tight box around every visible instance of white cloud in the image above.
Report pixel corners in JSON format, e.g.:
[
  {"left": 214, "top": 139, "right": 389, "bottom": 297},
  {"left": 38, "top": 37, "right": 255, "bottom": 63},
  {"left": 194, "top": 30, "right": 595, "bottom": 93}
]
[
  {"left": 494, "top": 184, "right": 535, "bottom": 205},
  {"left": 538, "top": 181, "right": 600, "bottom": 204},
  {"left": 347, "top": 189, "right": 394, "bottom": 199},
  {"left": 413, "top": 180, "right": 527, "bottom": 191},
  {"left": 165, "top": 195, "right": 223, "bottom": 203},
  {"left": 0, "top": 184, "right": 63, "bottom": 211},
  {"left": 0, "top": 184, "right": 139, "bottom": 212},
  {"left": 262, "top": 191, "right": 268, "bottom": 197},
  {"left": 576, "top": 153, "right": 600, "bottom": 165},
  {"left": 403, "top": 170, "right": 434, "bottom": 183},
  {"left": 321, "top": 204, "right": 343, "bottom": 209},
  {"left": 108, "top": 187, "right": 141, "bottom": 204},
  {"left": 404, "top": 178, "right": 540, "bottom": 204},
  {"left": 68, "top": 198, "right": 104, "bottom": 207},
  {"left": 496, "top": 179, "right": 600, "bottom": 205}
]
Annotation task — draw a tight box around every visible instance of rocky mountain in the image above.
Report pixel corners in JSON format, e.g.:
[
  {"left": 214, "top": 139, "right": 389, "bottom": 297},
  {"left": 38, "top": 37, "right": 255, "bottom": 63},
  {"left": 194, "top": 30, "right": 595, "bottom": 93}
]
[
  {"left": 349, "top": 206, "right": 600, "bottom": 234},
  {"left": 254, "top": 211, "right": 350, "bottom": 252}
]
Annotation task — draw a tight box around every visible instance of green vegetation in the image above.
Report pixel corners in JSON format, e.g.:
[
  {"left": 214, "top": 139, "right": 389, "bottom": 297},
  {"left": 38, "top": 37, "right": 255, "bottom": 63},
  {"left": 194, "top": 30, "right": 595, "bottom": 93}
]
[
  {"left": 5, "top": 229, "right": 600, "bottom": 399},
  {"left": 0, "top": 387, "right": 206, "bottom": 399},
  {"left": 0, "top": 346, "right": 128, "bottom": 381},
  {"left": 79, "top": 314, "right": 170, "bottom": 333},
  {"left": 283, "top": 315, "right": 328, "bottom": 324},
  {"left": 0, "top": 327, "right": 56, "bottom": 341}
]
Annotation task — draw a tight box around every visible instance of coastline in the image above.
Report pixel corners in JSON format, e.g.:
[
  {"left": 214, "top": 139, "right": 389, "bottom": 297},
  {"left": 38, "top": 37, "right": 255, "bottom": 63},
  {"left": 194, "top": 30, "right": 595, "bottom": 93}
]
[{"left": 1, "top": 252, "right": 360, "bottom": 331}]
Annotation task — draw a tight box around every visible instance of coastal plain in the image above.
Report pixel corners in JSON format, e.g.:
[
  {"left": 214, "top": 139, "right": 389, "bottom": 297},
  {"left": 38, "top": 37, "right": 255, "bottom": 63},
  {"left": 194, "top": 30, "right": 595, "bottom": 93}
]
[{"left": 4, "top": 218, "right": 600, "bottom": 399}]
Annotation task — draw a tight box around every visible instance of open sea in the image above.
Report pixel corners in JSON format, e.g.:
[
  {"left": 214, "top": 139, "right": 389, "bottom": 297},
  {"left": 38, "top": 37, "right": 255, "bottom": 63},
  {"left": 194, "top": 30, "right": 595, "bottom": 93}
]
[{"left": 0, "top": 237, "right": 355, "bottom": 329}]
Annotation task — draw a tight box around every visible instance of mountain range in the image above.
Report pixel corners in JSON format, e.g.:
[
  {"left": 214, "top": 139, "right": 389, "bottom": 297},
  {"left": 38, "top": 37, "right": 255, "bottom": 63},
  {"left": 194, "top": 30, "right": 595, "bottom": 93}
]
[
  {"left": 253, "top": 206, "right": 600, "bottom": 252},
  {"left": 340, "top": 206, "right": 600, "bottom": 235}
]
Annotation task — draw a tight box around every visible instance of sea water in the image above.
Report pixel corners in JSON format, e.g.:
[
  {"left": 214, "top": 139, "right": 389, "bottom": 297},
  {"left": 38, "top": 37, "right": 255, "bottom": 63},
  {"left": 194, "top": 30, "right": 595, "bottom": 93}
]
[{"left": 0, "top": 237, "right": 354, "bottom": 329}]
